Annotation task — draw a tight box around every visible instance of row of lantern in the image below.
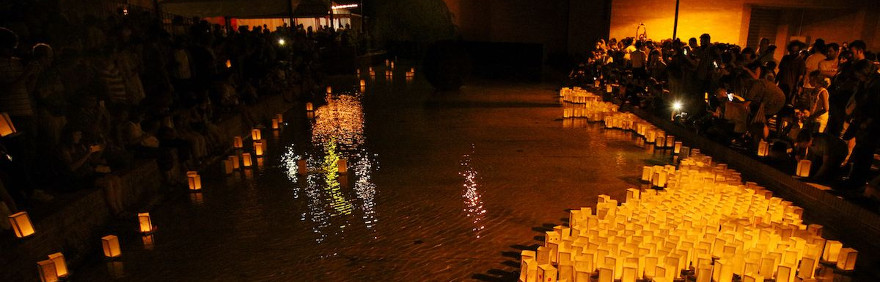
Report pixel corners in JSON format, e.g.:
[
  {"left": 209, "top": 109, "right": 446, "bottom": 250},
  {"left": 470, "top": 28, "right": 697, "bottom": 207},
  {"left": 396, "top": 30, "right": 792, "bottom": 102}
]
[
  {"left": 357, "top": 64, "right": 416, "bottom": 78},
  {"left": 756, "top": 140, "right": 814, "bottom": 178},
  {"left": 520, "top": 152, "right": 858, "bottom": 282}
]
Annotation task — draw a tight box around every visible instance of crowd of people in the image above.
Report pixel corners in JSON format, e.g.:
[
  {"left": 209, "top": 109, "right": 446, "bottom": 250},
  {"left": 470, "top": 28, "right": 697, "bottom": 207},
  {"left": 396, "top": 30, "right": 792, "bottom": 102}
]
[
  {"left": 570, "top": 33, "right": 880, "bottom": 195},
  {"left": 0, "top": 6, "right": 341, "bottom": 215}
]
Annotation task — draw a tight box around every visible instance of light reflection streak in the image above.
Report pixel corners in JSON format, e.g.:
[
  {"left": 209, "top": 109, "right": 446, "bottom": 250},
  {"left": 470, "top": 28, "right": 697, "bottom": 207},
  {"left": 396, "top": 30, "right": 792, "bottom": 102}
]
[
  {"left": 460, "top": 147, "right": 487, "bottom": 238},
  {"left": 280, "top": 92, "right": 380, "bottom": 242}
]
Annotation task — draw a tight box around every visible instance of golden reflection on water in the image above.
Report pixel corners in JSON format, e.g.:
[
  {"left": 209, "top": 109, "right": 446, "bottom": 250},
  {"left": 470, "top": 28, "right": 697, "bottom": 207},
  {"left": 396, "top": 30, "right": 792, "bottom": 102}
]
[
  {"left": 279, "top": 93, "right": 379, "bottom": 242},
  {"left": 460, "top": 147, "right": 486, "bottom": 238}
]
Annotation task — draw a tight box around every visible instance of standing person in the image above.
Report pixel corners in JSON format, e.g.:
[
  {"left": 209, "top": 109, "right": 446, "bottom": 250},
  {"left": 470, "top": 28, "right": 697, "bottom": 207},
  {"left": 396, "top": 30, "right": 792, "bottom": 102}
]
[
  {"left": 795, "top": 71, "right": 830, "bottom": 133},
  {"left": 630, "top": 41, "right": 647, "bottom": 81},
  {"left": 842, "top": 60, "right": 880, "bottom": 190},
  {"left": 818, "top": 43, "right": 840, "bottom": 78},
  {"left": 756, "top": 38, "right": 776, "bottom": 66},
  {"left": 776, "top": 40, "right": 807, "bottom": 104},
  {"left": 827, "top": 41, "right": 866, "bottom": 137},
  {"left": 0, "top": 28, "right": 37, "bottom": 133}
]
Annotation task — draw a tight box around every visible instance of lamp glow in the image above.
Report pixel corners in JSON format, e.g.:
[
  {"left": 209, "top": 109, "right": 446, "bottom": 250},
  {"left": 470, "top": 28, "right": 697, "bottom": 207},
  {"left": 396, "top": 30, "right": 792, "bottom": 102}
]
[
  {"left": 9, "top": 211, "right": 35, "bottom": 238},
  {"left": 47, "top": 252, "right": 68, "bottom": 278},
  {"left": 138, "top": 213, "right": 153, "bottom": 233},
  {"left": 101, "top": 235, "right": 122, "bottom": 258}
]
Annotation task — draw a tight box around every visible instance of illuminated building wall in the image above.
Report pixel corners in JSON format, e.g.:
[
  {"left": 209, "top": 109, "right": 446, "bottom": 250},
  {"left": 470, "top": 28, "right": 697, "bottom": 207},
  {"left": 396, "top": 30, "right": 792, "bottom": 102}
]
[{"left": 609, "top": 0, "right": 880, "bottom": 58}]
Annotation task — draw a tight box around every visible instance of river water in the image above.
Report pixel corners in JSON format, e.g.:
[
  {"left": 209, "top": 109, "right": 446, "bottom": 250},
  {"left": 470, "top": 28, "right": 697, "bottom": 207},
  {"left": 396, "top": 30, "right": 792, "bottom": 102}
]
[{"left": 73, "top": 74, "right": 701, "bottom": 281}]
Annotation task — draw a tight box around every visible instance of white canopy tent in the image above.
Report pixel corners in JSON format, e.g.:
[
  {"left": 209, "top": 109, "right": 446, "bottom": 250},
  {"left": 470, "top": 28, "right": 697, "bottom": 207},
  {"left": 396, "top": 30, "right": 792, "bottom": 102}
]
[{"left": 159, "top": 0, "right": 330, "bottom": 18}]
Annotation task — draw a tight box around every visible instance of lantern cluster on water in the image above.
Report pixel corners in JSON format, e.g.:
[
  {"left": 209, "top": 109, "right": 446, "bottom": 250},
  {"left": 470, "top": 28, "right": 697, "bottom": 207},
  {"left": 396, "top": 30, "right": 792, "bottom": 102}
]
[{"left": 520, "top": 152, "right": 858, "bottom": 282}]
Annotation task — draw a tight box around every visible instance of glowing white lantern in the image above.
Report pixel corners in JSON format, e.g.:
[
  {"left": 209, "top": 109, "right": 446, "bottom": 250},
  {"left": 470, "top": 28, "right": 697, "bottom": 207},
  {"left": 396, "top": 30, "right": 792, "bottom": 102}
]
[
  {"left": 138, "top": 212, "right": 153, "bottom": 233},
  {"left": 326, "top": 86, "right": 332, "bottom": 94},
  {"left": 233, "top": 136, "right": 243, "bottom": 149},
  {"left": 306, "top": 102, "right": 314, "bottom": 112},
  {"left": 242, "top": 153, "right": 252, "bottom": 167},
  {"left": 0, "top": 112, "right": 16, "bottom": 137},
  {"left": 251, "top": 129, "right": 262, "bottom": 141},
  {"left": 338, "top": 159, "right": 347, "bottom": 174},
  {"left": 360, "top": 79, "right": 366, "bottom": 87},
  {"left": 796, "top": 160, "right": 811, "bottom": 177},
  {"left": 665, "top": 135, "right": 675, "bottom": 148},
  {"left": 254, "top": 141, "right": 264, "bottom": 156},
  {"left": 229, "top": 155, "right": 240, "bottom": 170},
  {"left": 297, "top": 159, "right": 308, "bottom": 175},
  {"left": 47, "top": 253, "right": 68, "bottom": 278},
  {"left": 836, "top": 248, "right": 857, "bottom": 271},
  {"left": 537, "top": 264, "right": 557, "bottom": 282},
  {"left": 757, "top": 140, "right": 769, "bottom": 157},
  {"left": 101, "top": 235, "right": 122, "bottom": 258},
  {"left": 187, "top": 171, "right": 201, "bottom": 191},
  {"left": 798, "top": 256, "right": 816, "bottom": 279},
  {"left": 9, "top": 211, "right": 35, "bottom": 238},
  {"left": 37, "top": 259, "right": 58, "bottom": 282},
  {"left": 641, "top": 166, "right": 653, "bottom": 182},
  {"left": 674, "top": 141, "right": 682, "bottom": 154}
]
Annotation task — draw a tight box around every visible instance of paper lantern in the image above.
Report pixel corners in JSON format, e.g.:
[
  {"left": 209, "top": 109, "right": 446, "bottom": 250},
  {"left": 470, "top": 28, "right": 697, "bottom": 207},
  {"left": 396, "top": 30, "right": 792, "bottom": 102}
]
[
  {"left": 641, "top": 166, "right": 653, "bottom": 182},
  {"left": 225, "top": 60, "right": 232, "bottom": 68},
  {"left": 537, "top": 264, "right": 557, "bottom": 282},
  {"left": 233, "top": 136, "right": 243, "bottom": 149},
  {"left": 37, "top": 259, "right": 58, "bottom": 282},
  {"left": 338, "top": 159, "right": 347, "bottom": 174},
  {"left": 297, "top": 159, "right": 308, "bottom": 175},
  {"left": 775, "top": 264, "right": 794, "bottom": 282},
  {"left": 836, "top": 248, "right": 857, "bottom": 271},
  {"left": 275, "top": 113, "right": 283, "bottom": 124},
  {"left": 665, "top": 136, "right": 675, "bottom": 148},
  {"left": 0, "top": 112, "right": 16, "bottom": 137},
  {"left": 385, "top": 70, "right": 392, "bottom": 77},
  {"left": 326, "top": 86, "right": 332, "bottom": 94},
  {"left": 306, "top": 102, "right": 314, "bottom": 112},
  {"left": 254, "top": 141, "right": 264, "bottom": 156},
  {"left": 356, "top": 69, "right": 361, "bottom": 76},
  {"left": 390, "top": 62, "right": 395, "bottom": 69},
  {"left": 798, "top": 256, "right": 816, "bottom": 279},
  {"left": 242, "top": 153, "right": 252, "bottom": 167},
  {"left": 796, "top": 160, "right": 811, "bottom": 177},
  {"left": 138, "top": 212, "right": 153, "bottom": 233},
  {"left": 655, "top": 136, "right": 665, "bottom": 148},
  {"left": 47, "top": 253, "right": 68, "bottom": 278},
  {"left": 187, "top": 171, "right": 202, "bottom": 191},
  {"left": 229, "top": 155, "right": 240, "bottom": 170},
  {"left": 101, "top": 235, "right": 121, "bottom": 258},
  {"left": 606, "top": 84, "right": 613, "bottom": 93},
  {"left": 271, "top": 119, "right": 279, "bottom": 130},
  {"left": 251, "top": 129, "right": 261, "bottom": 141},
  {"left": 9, "top": 211, "right": 35, "bottom": 238},
  {"left": 359, "top": 79, "right": 366, "bottom": 87},
  {"left": 757, "top": 140, "right": 769, "bottom": 157},
  {"left": 674, "top": 142, "right": 682, "bottom": 154}
]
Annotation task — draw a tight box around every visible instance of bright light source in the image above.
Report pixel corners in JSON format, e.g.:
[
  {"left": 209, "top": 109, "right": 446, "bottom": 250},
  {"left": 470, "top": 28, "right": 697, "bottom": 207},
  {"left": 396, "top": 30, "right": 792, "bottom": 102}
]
[
  {"left": 278, "top": 39, "right": 286, "bottom": 46},
  {"left": 332, "top": 4, "right": 359, "bottom": 9},
  {"left": 672, "top": 101, "right": 683, "bottom": 111}
]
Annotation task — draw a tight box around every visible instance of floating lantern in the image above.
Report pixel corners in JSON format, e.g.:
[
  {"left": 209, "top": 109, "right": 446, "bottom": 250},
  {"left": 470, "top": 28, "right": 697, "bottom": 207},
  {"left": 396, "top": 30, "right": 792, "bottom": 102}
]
[
  {"left": 796, "top": 160, "right": 811, "bottom": 177},
  {"left": 356, "top": 69, "right": 361, "bottom": 76},
  {"left": 836, "top": 248, "right": 857, "bottom": 271},
  {"left": 326, "top": 86, "right": 332, "bottom": 94},
  {"left": 674, "top": 141, "right": 682, "bottom": 154},
  {"left": 225, "top": 59, "right": 231, "bottom": 68},
  {"left": 391, "top": 62, "right": 395, "bottom": 69},
  {"left": 251, "top": 129, "right": 261, "bottom": 141},
  {"left": 187, "top": 171, "right": 201, "bottom": 191},
  {"left": 37, "top": 259, "right": 58, "bottom": 282},
  {"left": 655, "top": 136, "right": 665, "bottom": 148},
  {"left": 229, "top": 155, "right": 240, "bottom": 170},
  {"left": 385, "top": 70, "right": 392, "bottom": 77},
  {"left": 641, "top": 166, "right": 653, "bottom": 182},
  {"left": 47, "top": 252, "right": 68, "bottom": 278},
  {"left": 0, "top": 112, "right": 16, "bottom": 137},
  {"left": 297, "top": 159, "right": 308, "bottom": 175},
  {"left": 606, "top": 84, "right": 613, "bottom": 93},
  {"left": 385, "top": 59, "right": 390, "bottom": 67},
  {"left": 338, "top": 159, "right": 348, "bottom": 174},
  {"left": 254, "top": 141, "right": 264, "bottom": 156},
  {"left": 233, "top": 136, "right": 243, "bottom": 149},
  {"left": 242, "top": 153, "right": 252, "bottom": 167},
  {"left": 757, "top": 140, "right": 769, "bottom": 157},
  {"left": 271, "top": 119, "right": 279, "bottom": 130},
  {"left": 306, "top": 102, "right": 314, "bottom": 112},
  {"left": 665, "top": 136, "right": 675, "bottom": 148},
  {"left": 798, "top": 256, "right": 816, "bottom": 279},
  {"left": 101, "top": 235, "right": 121, "bottom": 258},
  {"left": 138, "top": 212, "right": 153, "bottom": 233},
  {"left": 9, "top": 211, "right": 35, "bottom": 238},
  {"left": 360, "top": 79, "right": 366, "bottom": 87},
  {"left": 276, "top": 113, "right": 283, "bottom": 123}
]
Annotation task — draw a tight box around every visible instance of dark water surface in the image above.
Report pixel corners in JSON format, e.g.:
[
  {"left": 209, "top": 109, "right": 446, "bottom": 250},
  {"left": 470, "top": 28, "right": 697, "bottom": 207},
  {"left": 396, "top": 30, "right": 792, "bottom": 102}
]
[{"left": 74, "top": 75, "right": 672, "bottom": 281}]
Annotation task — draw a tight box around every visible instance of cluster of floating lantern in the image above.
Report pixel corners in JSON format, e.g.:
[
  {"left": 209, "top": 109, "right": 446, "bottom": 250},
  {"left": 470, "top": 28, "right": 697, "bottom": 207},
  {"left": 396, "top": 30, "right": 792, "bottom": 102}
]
[{"left": 520, "top": 150, "right": 858, "bottom": 282}]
